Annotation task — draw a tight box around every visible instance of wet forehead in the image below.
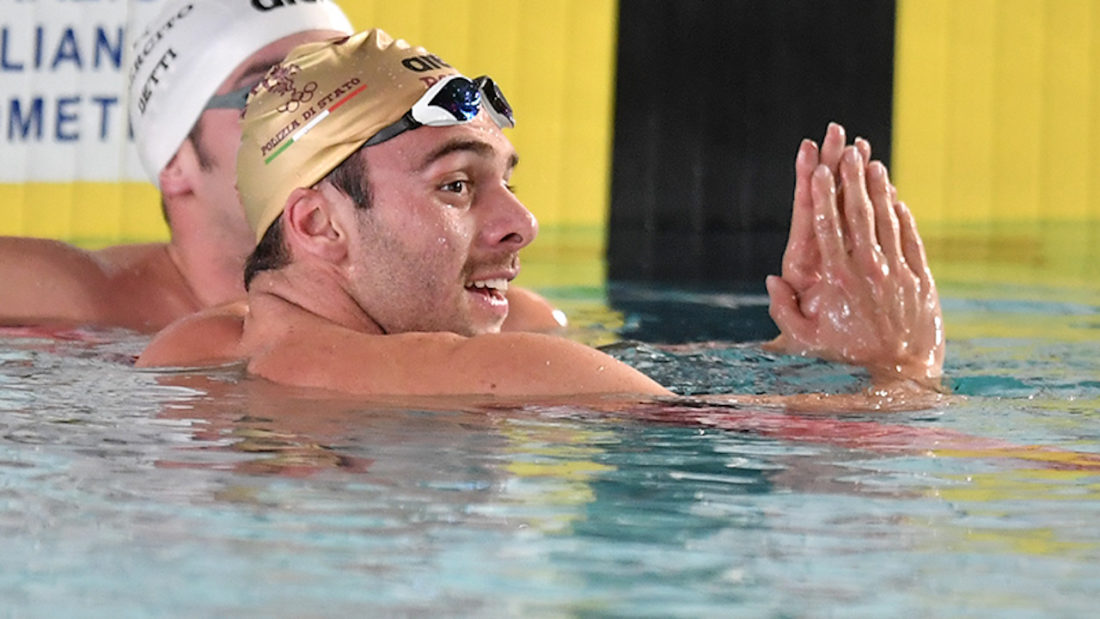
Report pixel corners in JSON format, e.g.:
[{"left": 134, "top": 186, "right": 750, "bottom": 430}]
[{"left": 373, "top": 113, "right": 519, "bottom": 173}]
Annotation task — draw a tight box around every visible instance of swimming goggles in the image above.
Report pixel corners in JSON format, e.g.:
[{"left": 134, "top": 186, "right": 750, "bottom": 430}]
[{"left": 364, "top": 74, "right": 514, "bottom": 146}]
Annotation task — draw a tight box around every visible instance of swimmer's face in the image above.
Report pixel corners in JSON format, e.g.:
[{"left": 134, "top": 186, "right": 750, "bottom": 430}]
[{"left": 335, "top": 111, "right": 538, "bottom": 336}]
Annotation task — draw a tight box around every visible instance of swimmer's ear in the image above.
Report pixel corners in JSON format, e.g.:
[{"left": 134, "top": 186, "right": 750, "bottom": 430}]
[
  {"left": 158, "top": 152, "right": 191, "bottom": 198},
  {"left": 283, "top": 186, "right": 348, "bottom": 262}
]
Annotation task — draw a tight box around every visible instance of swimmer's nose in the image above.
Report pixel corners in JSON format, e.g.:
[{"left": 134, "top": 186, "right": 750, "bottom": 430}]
[{"left": 482, "top": 185, "right": 538, "bottom": 251}]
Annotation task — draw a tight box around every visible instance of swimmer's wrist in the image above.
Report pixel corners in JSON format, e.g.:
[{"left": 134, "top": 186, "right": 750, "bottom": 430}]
[{"left": 866, "top": 365, "right": 948, "bottom": 395}]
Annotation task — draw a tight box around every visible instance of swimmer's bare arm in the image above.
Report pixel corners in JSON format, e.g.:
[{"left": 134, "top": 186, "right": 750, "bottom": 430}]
[
  {"left": 764, "top": 129, "right": 944, "bottom": 390},
  {"left": 0, "top": 237, "right": 111, "bottom": 326},
  {"left": 138, "top": 297, "right": 944, "bottom": 408},
  {"left": 245, "top": 329, "right": 671, "bottom": 398},
  {"left": 136, "top": 283, "right": 564, "bottom": 368},
  {"left": 137, "top": 301, "right": 946, "bottom": 409},
  {"left": 137, "top": 288, "right": 562, "bottom": 368},
  {"left": 0, "top": 237, "right": 199, "bottom": 332},
  {"left": 143, "top": 319, "right": 944, "bottom": 410}
]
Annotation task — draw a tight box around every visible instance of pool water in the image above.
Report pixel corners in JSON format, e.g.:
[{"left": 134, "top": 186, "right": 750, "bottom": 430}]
[{"left": 1, "top": 258, "right": 1098, "bottom": 616}]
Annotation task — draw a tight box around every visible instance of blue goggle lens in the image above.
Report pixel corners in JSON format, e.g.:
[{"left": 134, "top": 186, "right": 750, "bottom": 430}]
[{"left": 428, "top": 78, "right": 482, "bottom": 123}]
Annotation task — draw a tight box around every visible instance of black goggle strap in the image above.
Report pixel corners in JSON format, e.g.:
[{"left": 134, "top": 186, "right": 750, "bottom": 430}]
[{"left": 364, "top": 113, "right": 418, "bottom": 147}]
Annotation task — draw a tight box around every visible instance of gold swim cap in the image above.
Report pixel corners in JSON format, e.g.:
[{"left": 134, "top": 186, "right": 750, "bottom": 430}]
[{"left": 238, "top": 28, "right": 458, "bottom": 242}]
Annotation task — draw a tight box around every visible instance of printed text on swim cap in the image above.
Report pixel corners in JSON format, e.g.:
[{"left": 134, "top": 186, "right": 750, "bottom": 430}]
[
  {"left": 130, "top": 3, "right": 194, "bottom": 115},
  {"left": 260, "top": 76, "right": 363, "bottom": 162},
  {"left": 251, "top": 0, "right": 334, "bottom": 11}
]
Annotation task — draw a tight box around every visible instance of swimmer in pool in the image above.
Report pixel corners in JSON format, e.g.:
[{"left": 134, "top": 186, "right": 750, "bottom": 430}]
[
  {"left": 137, "top": 29, "right": 945, "bottom": 406},
  {"left": 0, "top": 0, "right": 563, "bottom": 334}
]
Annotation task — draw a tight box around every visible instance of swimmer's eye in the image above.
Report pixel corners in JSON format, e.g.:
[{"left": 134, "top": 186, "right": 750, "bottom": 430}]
[{"left": 440, "top": 180, "right": 468, "bottom": 194}]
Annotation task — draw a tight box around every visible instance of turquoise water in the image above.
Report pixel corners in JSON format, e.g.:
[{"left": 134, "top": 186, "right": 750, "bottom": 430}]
[{"left": 0, "top": 279, "right": 1098, "bottom": 617}]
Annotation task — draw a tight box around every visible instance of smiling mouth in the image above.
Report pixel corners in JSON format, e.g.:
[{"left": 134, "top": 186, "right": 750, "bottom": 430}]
[{"left": 465, "top": 278, "right": 510, "bottom": 299}]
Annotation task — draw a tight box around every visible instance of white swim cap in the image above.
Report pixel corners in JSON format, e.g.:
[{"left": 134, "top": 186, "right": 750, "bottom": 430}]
[{"left": 127, "top": 0, "right": 353, "bottom": 185}]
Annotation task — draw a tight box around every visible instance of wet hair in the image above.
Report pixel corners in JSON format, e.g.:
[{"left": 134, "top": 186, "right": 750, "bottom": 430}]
[
  {"left": 243, "top": 218, "right": 290, "bottom": 289},
  {"left": 243, "top": 147, "right": 372, "bottom": 290}
]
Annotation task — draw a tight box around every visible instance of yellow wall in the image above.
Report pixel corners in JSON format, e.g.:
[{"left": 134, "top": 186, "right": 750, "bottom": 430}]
[
  {"left": 894, "top": 0, "right": 1100, "bottom": 292},
  {"left": 894, "top": 0, "right": 1100, "bottom": 224},
  {"left": 13, "top": 2, "right": 1098, "bottom": 249},
  {"left": 345, "top": 0, "right": 618, "bottom": 236},
  {"left": 0, "top": 0, "right": 618, "bottom": 248}
]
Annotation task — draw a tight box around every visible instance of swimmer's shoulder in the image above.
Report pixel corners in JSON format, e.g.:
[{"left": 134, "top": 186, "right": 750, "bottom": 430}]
[
  {"left": 248, "top": 325, "right": 670, "bottom": 398},
  {"left": 92, "top": 243, "right": 207, "bottom": 329},
  {"left": 136, "top": 300, "right": 248, "bottom": 368}
]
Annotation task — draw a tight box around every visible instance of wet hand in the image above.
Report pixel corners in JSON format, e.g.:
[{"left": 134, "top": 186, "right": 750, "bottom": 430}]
[
  {"left": 777, "top": 123, "right": 874, "bottom": 301},
  {"left": 765, "top": 146, "right": 944, "bottom": 389}
]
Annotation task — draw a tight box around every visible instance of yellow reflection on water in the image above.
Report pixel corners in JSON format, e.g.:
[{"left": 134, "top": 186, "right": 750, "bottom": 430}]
[
  {"left": 924, "top": 221, "right": 1100, "bottom": 342},
  {"left": 925, "top": 221, "right": 1100, "bottom": 294},
  {"left": 920, "top": 449, "right": 1100, "bottom": 557},
  {"left": 498, "top": 417, "right": 617, "bottom": 533}
]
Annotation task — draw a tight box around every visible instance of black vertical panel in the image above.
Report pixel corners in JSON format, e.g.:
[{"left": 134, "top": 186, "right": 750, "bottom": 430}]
[{"left": 609, "top": 0, "right": 897, "bottom": 285}]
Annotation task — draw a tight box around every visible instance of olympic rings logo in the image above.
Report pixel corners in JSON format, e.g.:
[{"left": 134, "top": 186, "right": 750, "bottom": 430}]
[{"left": 276, "top": 81, "right": 318, "bottom": 113}]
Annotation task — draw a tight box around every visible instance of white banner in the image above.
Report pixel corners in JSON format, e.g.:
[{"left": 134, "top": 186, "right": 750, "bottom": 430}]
[{"left": 0, "top": 0, "right": 165, "bottom": 182}]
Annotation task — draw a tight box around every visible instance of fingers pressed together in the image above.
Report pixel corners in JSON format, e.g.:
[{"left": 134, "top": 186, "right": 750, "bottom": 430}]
[{"left": 766, "top": 122, "right": 945, "bottom": 391}]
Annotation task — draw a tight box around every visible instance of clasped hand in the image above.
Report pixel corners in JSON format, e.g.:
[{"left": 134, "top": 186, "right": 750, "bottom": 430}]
[{"left": 765, "top": 123, "right": 944, "bottom": 389}]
